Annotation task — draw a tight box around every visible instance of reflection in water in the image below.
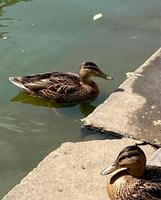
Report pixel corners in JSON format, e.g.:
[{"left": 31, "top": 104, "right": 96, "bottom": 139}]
[
  {"left": 0, "top": 0, "right": 31, "bottom": 9},
  {"left": 11, "top": 91, "right": 96, "bottom": 117},
  {"left": 0, "top": 0, "right": 32, "bottom": 38},
  {"left": 79, "top": 102, "right": 96, "bottom": 117},
  {"left": 11, "top": 92, "right": 78, "bottom": 108},
  {"left": 0, "top": 31, "right": 8, "bottom": 39}
]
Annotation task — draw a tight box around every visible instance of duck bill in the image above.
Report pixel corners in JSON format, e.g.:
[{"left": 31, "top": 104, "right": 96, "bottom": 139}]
[
  {"left": 100, "top": 161, "right": 119, "bottom": 176},
  {"left": 105, "top": 75, "right": 113, "bottom": 80},
  {"left": 98, "top": 71, "right": 113, "bottom": 80}
]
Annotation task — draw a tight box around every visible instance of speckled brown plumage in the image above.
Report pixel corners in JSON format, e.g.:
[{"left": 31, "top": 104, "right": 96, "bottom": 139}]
[
  {"left": 101, "top": 145, "right": 161, "bottom": 200},
  {"left": 9, "top": 62, "right": 112, "bottom": 103}
]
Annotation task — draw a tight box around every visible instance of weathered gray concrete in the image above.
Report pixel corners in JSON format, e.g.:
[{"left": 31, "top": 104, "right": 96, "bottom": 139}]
[
  {"left": 83, "top": 48, "right": 161, "bottom": 146},
  {"left": 2, "top": 138, "right": 155, "bottom": 200},
  {"left": 148, "top": 148, "right": 161, "bottom": 166}
]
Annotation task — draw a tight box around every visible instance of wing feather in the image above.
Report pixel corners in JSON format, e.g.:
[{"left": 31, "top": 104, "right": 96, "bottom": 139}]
[{"left": 125, "top": 180, "right": 161, "bottom": 200}]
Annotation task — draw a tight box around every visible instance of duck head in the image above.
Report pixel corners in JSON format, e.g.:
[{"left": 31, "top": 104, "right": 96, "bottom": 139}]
[
  {"left": 79, "top": 62, "right": 113, "bottom": 82},
  {"left": 101, "top": 145, "right": 147, "bottom": 178}
]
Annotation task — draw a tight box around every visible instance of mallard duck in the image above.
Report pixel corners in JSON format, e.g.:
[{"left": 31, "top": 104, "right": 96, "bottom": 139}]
[
  {"left": 101, "top": 144, "right": 161, "bottom": 200},
  {"left": 9, "top": 62, "right": 113, "bottom": 103}
]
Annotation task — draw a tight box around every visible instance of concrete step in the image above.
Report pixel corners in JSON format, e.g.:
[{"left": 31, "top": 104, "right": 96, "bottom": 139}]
[{"left": 83, "top": 48, "right": 161, "bottom": 146}]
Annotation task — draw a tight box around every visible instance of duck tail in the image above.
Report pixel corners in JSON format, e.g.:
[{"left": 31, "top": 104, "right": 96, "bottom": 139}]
[{"left": 9, "top": 76, "right": 30, "bottom": 91}]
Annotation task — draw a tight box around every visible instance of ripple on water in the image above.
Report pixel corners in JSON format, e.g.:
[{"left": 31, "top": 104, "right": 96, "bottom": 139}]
[{"left": 0, "top": 121, "right": 24, "bottom": 133}]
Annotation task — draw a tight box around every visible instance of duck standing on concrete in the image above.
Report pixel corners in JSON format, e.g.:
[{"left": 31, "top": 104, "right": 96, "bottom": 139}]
[
  {"left": 101, "top": 144, "right": 161, "bottom": 200},
  {"left": 9, "top": 62, "right": 113, "bottom": 103}
]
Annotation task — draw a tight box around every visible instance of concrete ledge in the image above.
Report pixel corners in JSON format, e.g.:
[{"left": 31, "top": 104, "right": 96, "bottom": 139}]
[
  {"left": 2, "top": 139, "right": 155, "bottom": 200},
  {"left": 83, "top": 48, "right": 161, "bottom": 146}
]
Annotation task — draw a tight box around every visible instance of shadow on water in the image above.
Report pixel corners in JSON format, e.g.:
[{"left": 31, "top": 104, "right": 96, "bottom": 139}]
[
  {"left": 81, "top": 127, "right": 123, "bottom": 141},
  {"left": 0, "top": 0, "right": 32, "bottom": 38},
  {"left": 10, "top": 91, "right": 96, "bottom": 117}
]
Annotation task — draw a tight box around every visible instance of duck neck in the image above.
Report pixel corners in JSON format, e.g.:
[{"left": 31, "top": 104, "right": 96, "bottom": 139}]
[
  {"left": 80, "top": 75, "right": 93, "bottom": 85},
  {"left": 79, "top": 75, "right": 99, "bottom": 94},
  {"left": 127, "top": 162, "right": 146, "bottom": 178},
  {"left": 110, "top": 166, "right": 145, "bottom": 185},
  {"left": 128, "top": 168, "right": 145, "bottom": 178}
]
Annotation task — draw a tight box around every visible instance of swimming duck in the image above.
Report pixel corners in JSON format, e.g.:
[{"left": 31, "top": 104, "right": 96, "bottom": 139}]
[
  {"left": 101, "top": 144, "right": 161, "bottom": 200},
  {"left": 9, "top": 62, "right": 113, "bottom": 103}
]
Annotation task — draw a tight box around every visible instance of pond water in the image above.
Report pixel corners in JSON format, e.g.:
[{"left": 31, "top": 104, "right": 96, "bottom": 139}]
[{"left": 0, "top": 0, "right": 161, "bottom": 198}]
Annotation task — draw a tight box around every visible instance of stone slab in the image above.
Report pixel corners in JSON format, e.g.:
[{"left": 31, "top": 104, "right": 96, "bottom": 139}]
[
  {"left": 83, "top": 48, "right": 161, "bottom": 146},
  {"left": 148, "top": 148, "right": 161, "bottom": 166},
  {"left": 2, "top": 139, "right": 155, "bottom": 200}
]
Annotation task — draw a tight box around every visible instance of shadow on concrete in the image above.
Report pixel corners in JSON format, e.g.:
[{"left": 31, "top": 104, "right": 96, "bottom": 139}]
[{"left": 113, "top": 88, "right": 125, "bottom": 93}]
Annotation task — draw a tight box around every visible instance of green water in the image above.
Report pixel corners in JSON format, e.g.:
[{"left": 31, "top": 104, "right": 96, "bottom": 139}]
[{"left": 0, "top": 0, "right": 161, "bottom": 198}]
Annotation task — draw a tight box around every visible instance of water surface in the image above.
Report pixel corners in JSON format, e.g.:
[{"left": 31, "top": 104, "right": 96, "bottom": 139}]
[{"left": 0, "top": 0, "right": 161, "bottom": 198}]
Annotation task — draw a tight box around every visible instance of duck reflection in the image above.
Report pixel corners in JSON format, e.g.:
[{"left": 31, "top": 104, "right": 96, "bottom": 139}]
[{"left": 10, "top": 92, "right": 96, "bottom": 117}]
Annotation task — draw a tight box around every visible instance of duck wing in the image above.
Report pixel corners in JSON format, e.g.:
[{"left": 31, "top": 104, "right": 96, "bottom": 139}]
[
  {"left": 127, "top": 181, "right": 161, "bottom": 200},
  {"left": 40, "top": 72, "right": 92, "bottom": 102},
  {"left": 123, "top": 168, "right": 161, "bottom": 200}
]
